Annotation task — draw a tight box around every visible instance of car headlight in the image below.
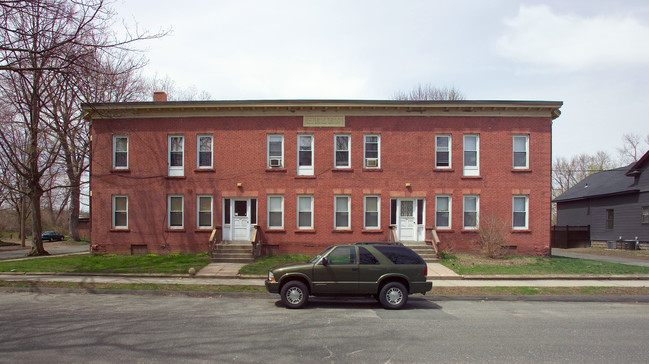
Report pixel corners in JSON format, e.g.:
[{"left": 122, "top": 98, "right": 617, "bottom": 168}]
[{"left": 268, "top": 271, "right": 275, "bottom": 281}]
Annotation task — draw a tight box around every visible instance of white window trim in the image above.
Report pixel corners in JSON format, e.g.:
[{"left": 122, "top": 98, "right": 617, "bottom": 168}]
[
  {"left": 297, "top": 134, "right": 314, "bottom": 176},
  {"left": 513, "top": 134, "right": 529, "bottom": 169},
  {"left": 364, "top": 134, "right": 381, "bottom": 168},
  {"left": 364, "top": 195, "right": 380, "bottom": 230},
  {"left": 297, "top": 195, "right": 314, "bottom": 229},
  {"left": 512, "top": 195, "right": 529, "bottom": 230},
  {"left": 168, "top": 195, "right": 184, "bottom": 229},
  {"left": 334, "top": 134, "right": 351, "bottom": 168},
  {"left": 435, "top": 195, "right": 452, "bottom": 229},
  {"left": 463, "top": 195, "right": 479, "bottom": 230},
  {"left": 113, "top": 135, "right": 129, "bottom": 169},
  {"left": 334, "top": 195, "right": 351, "bottom": 230},
  {"left": 435, "top": 134, "right": 451, "bottom": 169},
  {"left": 168, "top": 135, "right": 184, "bottom": 176},
  {"left": 267, "top": 134, "right": 284, "bottom": 168},
  {"left": 267, "top": 195, "right": 284, "bottom": 230},
  {"left": 112, "top": 195, "right": 128, "bottom": 229},
  {"left": 197, "top": 195, "right": 213, "bottom": 229},
  {"left": 463, "top": 134, "right": 479, "bottom": 176},
  {"left": 197, "top": 134, "right": 213, "bottom": 169}
]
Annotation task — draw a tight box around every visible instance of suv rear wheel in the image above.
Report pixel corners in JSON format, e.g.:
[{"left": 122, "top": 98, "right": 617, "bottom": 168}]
[
  {"left": 379, "top": 282, "right": 408, "bottom": 310},
  {"left": 280, "top": 281, "right": 309, "bottom": 309}
]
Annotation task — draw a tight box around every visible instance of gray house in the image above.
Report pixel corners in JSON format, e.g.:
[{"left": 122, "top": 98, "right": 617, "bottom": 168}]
[{"left": 553, "top": 151, "right": 649, "bottom": 248}]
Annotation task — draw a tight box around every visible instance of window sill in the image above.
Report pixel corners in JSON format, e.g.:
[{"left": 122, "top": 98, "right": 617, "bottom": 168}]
[
  {"left": 295, "top": 229, "right": 316, "bottom": 234},
  {"left": 461, "top": 176, "right": 482, "bottom": 180},
  {"left": 295, "top": 175, "right": 316, "bottom": 179},
  {"left": 435, "top": 228, "right": 454, "bottom": 233},
  {"left": 363, "top": 168, "right": 383, "bottom": 172},
  {"left": 194, "top": 229, "right": 213, "bottom": 233},
  {"left": 166, "top": 176, "right": 186, "bottom": 180},
  {"left": 194, "top": 168, "right": 215, "bottom": 173},
  {"left": 111, "top": 169, "right": 130, "bottom": 173},
  {"left": 166, "top": 229, "right": 185, "bottom": 233},
  {"left": 512, "top": 168, "right": 532, "bottom": 173},
  {"left": 332, "top": 168, "right": 354, "bottom": 173},
  {"left": 434, "top": 168, "right": 454, "bottom": 173},
  {"left": 110, "top": 228, "right": 130, "bottom": 232},
  {"left": 461, "top": 229, "right": 479, "bottom": 233},
  {"left": 266, "top": 168, "right": 287, "bottom": 173},
  {"left": 332, "top": 229, "right": 353, "bottom": 233},
  {"left": 362, "top": 229, "right": 383, "bottom": 233},
  {"left": 265, "top": 229, "right": 286, "bottom": 233},
  {"left": 512, "top": 229, "right": 531, "bottom": 233}
]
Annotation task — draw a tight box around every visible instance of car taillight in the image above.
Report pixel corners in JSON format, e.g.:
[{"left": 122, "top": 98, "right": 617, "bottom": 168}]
[{"left": 424, "top": 265, "right": 428, "bottom": 276}]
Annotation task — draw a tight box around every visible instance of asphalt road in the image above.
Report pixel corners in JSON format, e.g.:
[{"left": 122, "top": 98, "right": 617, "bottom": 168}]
[{"left": 1, "top": 292, "right": 648, "bottom": 363}]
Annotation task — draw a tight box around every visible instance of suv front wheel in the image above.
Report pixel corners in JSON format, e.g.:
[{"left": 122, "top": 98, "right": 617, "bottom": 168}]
[
  {"left": 379, "top": 282, "right": 408, "bottom": 310},
  {"left": 280, "top": 281, "right": 309, "bottom": 309}
]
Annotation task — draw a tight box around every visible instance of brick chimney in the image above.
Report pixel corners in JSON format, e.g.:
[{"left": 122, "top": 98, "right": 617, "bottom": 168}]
[{"left": 153, "top": 91, "right": 167, "bottom": 102}]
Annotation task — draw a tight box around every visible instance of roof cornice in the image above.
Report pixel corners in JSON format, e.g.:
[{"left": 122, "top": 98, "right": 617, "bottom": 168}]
[{"left": 82, "top": 99, "right": 563, "bottom": 120}]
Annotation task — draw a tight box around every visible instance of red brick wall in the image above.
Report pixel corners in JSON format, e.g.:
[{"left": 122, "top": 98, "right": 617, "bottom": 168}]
[{"left": 90, "top": 114, "right": 552, "bottom": 256}]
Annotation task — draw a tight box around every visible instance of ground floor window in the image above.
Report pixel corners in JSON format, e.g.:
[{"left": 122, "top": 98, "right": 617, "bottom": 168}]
[
  {"left": 512, "top": 195, "right": 528, "bottom": 229},
  {"left": 267, "top": 195, "right": 283, "bottom": 229},
  {"left": 197, "top": 195, "right": 212, "bottom": 229},
  {"left": 297, "top": 195, "right": 313, "bottom": 229},
  {"left": 335, "top": 195, "right": 350, "bottom": 229},
  {"left": 436, "top": 195, "right": 451, "bottom": 229},
  {"left": 606, "top": 209, "right": 614, "bottom": 230},
  {"left": 463, "top": 195, "right": 479, "bottom": 230},
  {"left": 112, "top": 195, "right": 128, "bottom": 229},
  {"left": 168, "top": 195, "right": 184, "bottom": 229},
  {"left": 642, "top": 206, "right": 648, "bottom": 224},
  {"left": 364, "top": 195, "right": 380, "bottom": 229}
]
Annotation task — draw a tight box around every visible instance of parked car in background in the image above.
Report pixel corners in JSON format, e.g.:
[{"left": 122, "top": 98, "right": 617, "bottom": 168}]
[
  {"left": 42, "top": 231, "right": 65, "bottom": 242},
  {"left": 265, "top": 242, "right": 432, "bottom": 309}
]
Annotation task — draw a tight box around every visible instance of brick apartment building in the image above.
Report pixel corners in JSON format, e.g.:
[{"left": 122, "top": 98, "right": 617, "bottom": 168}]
[{"left": 84, "top": 96, "right": 562, "bottom": 256}]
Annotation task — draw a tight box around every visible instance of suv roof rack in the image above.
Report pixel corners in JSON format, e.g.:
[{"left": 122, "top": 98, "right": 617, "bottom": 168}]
[{"left": 353, "top": 241, "right": 404, "bottom": 246}]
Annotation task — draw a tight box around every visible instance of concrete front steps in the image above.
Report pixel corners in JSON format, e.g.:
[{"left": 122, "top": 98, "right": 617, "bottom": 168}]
[
  {"left": 211, "top": 242, "right": 254, "bottom": 264},
  {"left": 401, "top": 241, "right": 439, "bottom": 263}
]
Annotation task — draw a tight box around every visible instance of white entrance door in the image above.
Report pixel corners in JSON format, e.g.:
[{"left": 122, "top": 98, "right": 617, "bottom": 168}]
[
  {"left": 398, "top": 200, "right": 416, "bottom": 241},
  {"left": 233, "top": 200, "right": 250, "bottom": 240}
]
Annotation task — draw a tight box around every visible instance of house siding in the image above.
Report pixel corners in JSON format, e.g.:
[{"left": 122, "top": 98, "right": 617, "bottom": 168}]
[{"left": 88, "top": 102, "right": 557, "bottom": 256}]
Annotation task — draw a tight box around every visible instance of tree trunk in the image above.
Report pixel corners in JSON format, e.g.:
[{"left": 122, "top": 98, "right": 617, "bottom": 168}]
[
  {"left": 68, "top": 178, "right": 81, "bottom": 241},
  {"left": 27, "top": 187, "right": 48, "bottom": 256},
  {"left": 20, "top": 196, "right": 26, "bottom": 247}
]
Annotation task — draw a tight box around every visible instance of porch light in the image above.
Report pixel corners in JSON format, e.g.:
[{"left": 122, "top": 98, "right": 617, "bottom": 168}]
[
  {"left": 237, "top": 183, "right": 242, "bottom": 188},
  {"left": 405, "top": 183, "right": 411, "bottom": 188}
]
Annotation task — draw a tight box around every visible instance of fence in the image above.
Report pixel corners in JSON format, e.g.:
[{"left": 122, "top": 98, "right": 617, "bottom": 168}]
[{"left": 551, "top": 225, "right": 590, "bottom": 249}]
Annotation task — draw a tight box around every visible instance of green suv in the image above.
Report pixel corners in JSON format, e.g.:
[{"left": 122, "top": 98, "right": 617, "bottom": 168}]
[{"left": 265, "top": 242, "right": 433, "bottom": 310}]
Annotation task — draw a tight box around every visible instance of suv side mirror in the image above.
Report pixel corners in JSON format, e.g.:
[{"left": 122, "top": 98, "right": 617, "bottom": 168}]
[{"left": 321, "top": 257, "right": 328, "bottom": 266}]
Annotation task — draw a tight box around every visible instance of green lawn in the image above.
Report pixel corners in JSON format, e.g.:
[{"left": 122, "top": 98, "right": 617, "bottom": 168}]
[
  {"left": 440, "top": 254, "right": 649, "bottom": 275},
  {"left": 0, "top": 253, "right": 211, "bottom": 274},
  {"left": 239, "top": 254, "right": 311, "bottom": 275}
]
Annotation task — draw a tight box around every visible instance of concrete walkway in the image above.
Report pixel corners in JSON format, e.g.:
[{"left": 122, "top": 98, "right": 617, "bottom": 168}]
[{"left": 551, "top": 248, "right": 649, "bottom": 267}]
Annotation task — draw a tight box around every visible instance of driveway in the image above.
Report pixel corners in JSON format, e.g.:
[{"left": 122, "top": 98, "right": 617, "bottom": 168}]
[{"left": 551, "top": 248, "right": 649, "bottom": 267}]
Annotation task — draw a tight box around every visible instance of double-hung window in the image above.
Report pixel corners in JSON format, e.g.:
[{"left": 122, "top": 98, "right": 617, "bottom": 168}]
[
  {"left": 606, "top": 209, "right": 614, "bottom": 230},
  {"left": 267, "top": 134, "right": 284, "bottom": 168},
  {"left": 168, "top": 195, "right": 184, "bottom": 229},
  {"left": 334, "top": 134, "right": 351, "bottom": 168},
  {"left": 513, "top": 135, "right": 529, "bottom": 169},
  {"left": 512, "top": 195, "right": 529, "bottom": 229},
  {"left": 334, "top": 195, "right": 351, "bottom": 229},
  {"left": 197, "top": 195, "right": 213, "bottom": 229},
  {"left": 113, "top": 135, "right": 128, "bottom": 169},
  {"left": 463, "top": 134, "right": 479, "bottom": 176},
  {"left": 112, "top": 195, "right": 128, "bottom": 229},
  {"left": 641, "top": 207, "right": 649, "bottom": 224},
  {"left": 364, "top": 195, "right": 380, "bottom": 229},
  {"left": 197, "top": 135, "right": 213, "bottom": 169},
  {"left": 297, "top": 134, "right": 314, "bottom": 175},
  {"left": 168, "top": 135, "right": 184, "bottom": 176},
  {"left": 297, "top": 195, "right": 313, "bottom": 229},
  {"left": 364, "top": 134, "right": 380, "bottom": 168},
  {"left": 463, "top": 195, "right": 479, "bottom": 230},
  {"left": 267, "top": 195, "right": 284, "bottom": 229},
  {"left": 435, "top": 135, "right": 451, "bottom": 168},
  {"left": 436, "top": 195, "right": 451, "bottom": 229}
]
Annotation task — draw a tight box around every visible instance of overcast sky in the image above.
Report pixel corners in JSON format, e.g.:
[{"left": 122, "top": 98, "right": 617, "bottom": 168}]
[{"left": 112, "top": 0, "right": 649, "bottom": 161}]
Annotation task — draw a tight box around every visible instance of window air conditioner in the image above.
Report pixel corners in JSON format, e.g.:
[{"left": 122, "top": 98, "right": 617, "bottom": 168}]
[
  {"left": 269, "top": 158, "right": 282, "bottom": 168},
  {"left": 365, "top": 158, "right": 378, "bottom": 168}
]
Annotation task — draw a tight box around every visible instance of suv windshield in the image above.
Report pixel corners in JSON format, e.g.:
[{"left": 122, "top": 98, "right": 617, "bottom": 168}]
[{"left": 307, "top": 246, "right": 334, "bottom": 264}]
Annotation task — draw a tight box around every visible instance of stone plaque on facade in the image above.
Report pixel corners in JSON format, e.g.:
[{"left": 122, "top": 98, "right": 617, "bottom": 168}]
[{"left": 303, "top": 116, "right": 345, "bottom": 127}]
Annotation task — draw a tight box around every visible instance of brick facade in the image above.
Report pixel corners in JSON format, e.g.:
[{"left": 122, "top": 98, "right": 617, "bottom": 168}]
[{"left": 86, "top": 100, "right": 561, "bottom": 256}]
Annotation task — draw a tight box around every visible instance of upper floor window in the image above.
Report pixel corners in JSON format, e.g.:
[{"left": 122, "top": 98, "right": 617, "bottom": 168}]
[
  {"left": 334, "top": 195, "right": 351, "bottom": 229},
  {"left": 168, "top": 135, "right": 184, "bottom": 176},
  {"left": 112, "top": 195, "right": 128, "bottom": 229},
  {"left": 197, "top": 195, "right": 213, "bottom": 229},
  {"left": 267, "top": 195, "right": 284, "bottom": 229},
  {"left": 435, "top": 195, "right": 451, "bottom": 229},
  {"left": 364, "top": 195, "right": 380, "bottom": 230},
  {"left": 364, "top": 134, "right": 380, "bottom": 168},
  {"left": 297, "top": 195, "right": 314, "bottom": 229},
  {"left": 197, "top": 135, "right": 213, "bottom": 169},
  {"left": 113, "top": 135, "right": 128, "bottom": 169},
  {"left": 297, "top": 134, "right": 314, "bottom": 175},
  {"left": 168, "top": 195, "right": 184, "bottom": 229},
  {"left": 606, "top": 209, "right": 614, "bottom": 230},
  {"left": 513, "top": 135, "right": 529, "bottom": 169},
  {"left": 267, "top": 134, "right": 284, "bottom": 168},
  {"left": 463, "top": 134, "right": 479, "bottom": 176},
  {"left": 334, "top": 134, "right": 351, "bottom": 168},
  {"left": 513, "top": 195, "right": 529, "bottom": 230},
  {"left": 463, "top": 195, "right": 479, "bottom": 230},
  {"left": 435, "top": 134, "right": 451, "bottom": 168}
]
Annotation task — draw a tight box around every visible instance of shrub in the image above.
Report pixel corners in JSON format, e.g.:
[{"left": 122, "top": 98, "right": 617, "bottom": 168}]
[{"left": 478, "top": 213, "right": 509, "bottom": 258}]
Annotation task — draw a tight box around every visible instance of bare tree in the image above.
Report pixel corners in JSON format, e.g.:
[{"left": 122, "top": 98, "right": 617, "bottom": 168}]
[
  {"left": 392, "top": 83, "right": 465, "bottom": 101},
  {"left": 552, "top": 151, "right": 617, "bottom": 199},
  {"left": 617, "top": 132, "right": 649, "bottom": 165},
  {"left": 144, "top": 74, "right": 212, "bottom": 101}
]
